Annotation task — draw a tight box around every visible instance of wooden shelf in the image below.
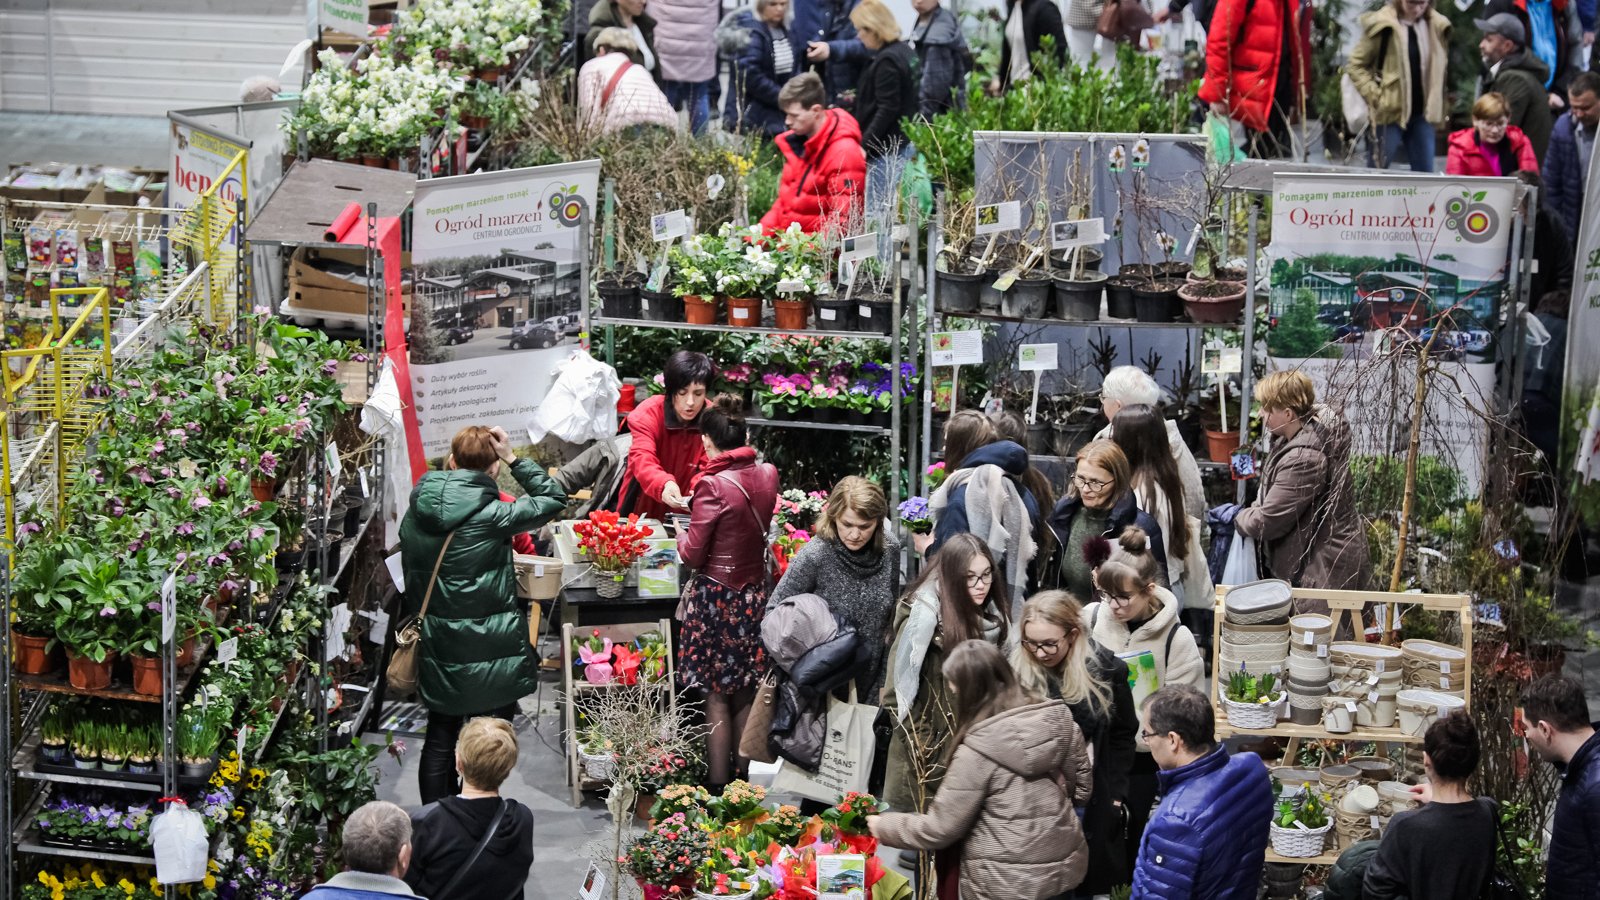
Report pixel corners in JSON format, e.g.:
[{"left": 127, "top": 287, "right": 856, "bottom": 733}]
[
  {"left": 1264, "top": 848, "right": 1338, "bottom": 866},
  {"left": 1213, "top": 710, "right": 1423, "bottom": 744}
]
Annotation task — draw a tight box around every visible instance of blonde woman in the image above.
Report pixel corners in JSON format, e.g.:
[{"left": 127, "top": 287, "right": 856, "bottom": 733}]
[
  {"left": 1082, "top": 525, "right": 1203, "bottom": 879},
  {"left": 848, "top": 0, "right": 917, "bottom": 221},
  {"left": 1012, "top": 591, "right": 1138, "bottom": 894}
]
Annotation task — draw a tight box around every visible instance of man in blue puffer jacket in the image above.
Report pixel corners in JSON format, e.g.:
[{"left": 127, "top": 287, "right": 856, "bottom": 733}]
[
  {"left": 1133, "top": 685, "right": 1273, "bottom": 900},
  {"left": 1520, "top": 674, "right": 1600, "bottom": 900}
]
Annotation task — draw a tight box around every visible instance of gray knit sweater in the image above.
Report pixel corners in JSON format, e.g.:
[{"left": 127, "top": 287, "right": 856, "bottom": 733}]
[{"left": 769, "top": 532, "right": 902, "bottom": 700}]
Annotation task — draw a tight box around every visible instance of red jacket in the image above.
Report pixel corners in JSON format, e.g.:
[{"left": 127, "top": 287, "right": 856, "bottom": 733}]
[
  {"left": 1445, "top": 126, "right": 1539, "bottom": 176},
  {"left": 1197, "top": 0, "right": 1311, "bottom": 133},
  {"left": 676, "top": 447, "right": 779, "bottom": 590},
  {"left": 759, "top": 108, "right": 866, "bottom": 235},
  {"left": 497, "top": 491, "right": 538, "bottom": 555},
  {"left": 615, "top": 393, "right": 707, "bottom": 520}
]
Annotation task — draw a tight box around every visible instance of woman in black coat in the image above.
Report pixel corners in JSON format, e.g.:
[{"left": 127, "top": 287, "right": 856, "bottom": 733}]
[
  {"left": 1011, "top": 591, "right": 1138, "bottom": 895},
  {"left": 406, "top": 718, "right": 535, "bottom": 900},
  {"left": 991, "top": 0, "right": 1065, "bottom": 92},
  {"left": 717, "top": 0, "right": 800, "bottom": 136},
  {"left": 848, "top": 0, "right": 918, "bottom": 220}
]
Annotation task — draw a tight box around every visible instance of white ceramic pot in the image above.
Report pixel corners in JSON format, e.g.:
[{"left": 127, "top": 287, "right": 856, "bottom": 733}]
[
  {"left": 1323, "top": 701, "right": 1354, "bottom": 734},
  {"left": 1341, "top": 784, "right": 1380, "bottom": 815}
]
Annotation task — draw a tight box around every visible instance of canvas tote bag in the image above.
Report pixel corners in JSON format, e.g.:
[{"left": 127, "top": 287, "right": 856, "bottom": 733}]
[{"left": 768, "top": 685, "right": 878, "bottom": 803}]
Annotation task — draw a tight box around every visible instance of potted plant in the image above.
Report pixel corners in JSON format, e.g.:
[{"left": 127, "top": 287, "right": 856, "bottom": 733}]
[
  {"left": 771, "top": 226, "right": 825, "bottom": 331},
  {"left": 1269, "top": 787, "right": 1333, "bottom": 858},
  {"left": 708, "top": 780, "right": 768, "bottom": 830},
  {"left": 1048, "top": 391, "right": 1104, "bottom": 459},
  {"left": 100, "top": 720, "right": 128, "bottom": 772},
  {"left": 10, "top": 537, "right": 70, "bottom": 675},
  {"left": 578, "top": 728, "right": 618, "bottom": 782},
  {"left": 38, "top": 704, "right": 71, "bottom": 765},
  {"left": 717, "top": 229, "right": 772, "bottom": 328},
  {"left": 571, "top": 510, "right": 654, "bottom": 598},
  {"left": 669, "top": 234, "right": 722, "bottom": 326},
  {"left": 1222, "top": 668, "right": 1284, "bottom": 729},
  {"left": 1201, "top": 380, "right": 1242, "bottom": 464},
  {"left": 596, "top": 268, "right": 644, "bottom": 319},
  {"left": 623, "top": 812, "right": 713, "bottom": 900},
  {"left": 648, "top": 783, "right": 713, "bottom": 821},
  {"left": 897, "top": 496, "right": 932, "bottom": 536},
  {"left": 1052, "top": 242, "right": 1109, "bottom": 322},
  {"left": 71, "top": 719, "right": 99, "bottom": 770},
  {"left": 819, "top": 791, "right": 882, "bottom": 854},
  {"left": 934, "top": 199, "right": 985, "bottom": 314},
  {"left": 175, "top": 706, "right": 222, "bottom": 777},
  {"left": 126, "top": 723, "right": 156, "bottom": 775},
  {"left": 694, "top": 848, "right": 757, "bottom": 900},
  {"left": 55, "top": 551, "right": 134, "bottom": 690}
]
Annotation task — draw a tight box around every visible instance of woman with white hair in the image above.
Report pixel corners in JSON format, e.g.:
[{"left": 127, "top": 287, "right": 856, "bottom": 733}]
[{"left": 1094, "top": 366, "right": 1204, "bottom": 521}]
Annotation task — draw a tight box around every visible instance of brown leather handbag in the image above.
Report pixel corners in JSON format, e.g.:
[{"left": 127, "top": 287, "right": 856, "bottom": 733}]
[
  {"left": 737, "top": 670, "right": 780, "bottom": 763},
  {"left": 1096, "top": 0, "right": 1154, "bottom": 43},
  {"left": 386, "top": 533, "right": 454, "bottom": 695}
]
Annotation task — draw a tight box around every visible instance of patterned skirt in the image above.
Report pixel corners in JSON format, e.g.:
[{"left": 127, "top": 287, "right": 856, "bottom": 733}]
[{"left": 676, "top": 574, "right": 767, "bottom": 695}]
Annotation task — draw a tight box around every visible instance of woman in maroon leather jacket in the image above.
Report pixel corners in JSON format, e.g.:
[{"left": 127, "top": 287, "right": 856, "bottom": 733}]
[{"left": 675, "top": 395, "right": 780, "bottom": 789}]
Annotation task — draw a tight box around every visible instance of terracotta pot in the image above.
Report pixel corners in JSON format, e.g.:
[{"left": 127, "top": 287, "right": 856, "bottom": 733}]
[
  {"left": 250, "top": 477, "right": 277, "bottom": 502},
  {"left": 175, "top": 635, "right": 196, "bottom": 669},
  {"left": 478, "top": 67, "right": 502, "bottom": 83},
  {"left": 14, "top": 631, "right": 60, "bottom": 675},
  {"left": 772, "top": 297, "right": 811, "bottom": 330},
  {"left": 682, "top": 294, "right": 718, "bottom": 325},
  {"left": 725, "top": 296, "right": 762, "bottom": 327},
  {"left": 361, "top": 155, "right": 387, "bottom": 168},
  {"left": 130, "top": 654, "right": 163, "bottom": 696},
  {"left": 461, "top": 114, "right": 490, "bottom": 130},
  {"left": 1178, "top": 280, "right": 1247, "bottom": 324},
  {"left": 1205, "top": 429, "right": 1242, "bottom": 463},
  {"left": 65, "top": 649, "right": 116, "bottom": 691},
  {"left": 635, "top": 792, "right": 656, "bottom": 822}
]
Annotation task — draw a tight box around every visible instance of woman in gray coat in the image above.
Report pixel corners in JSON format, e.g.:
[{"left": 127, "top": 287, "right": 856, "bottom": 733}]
[
  {"left": 869, "top": 640, "right": 1092, "bottom": 900},
  {"left": 1234, "top": 371, "right": 1371, "bottom": 610}
]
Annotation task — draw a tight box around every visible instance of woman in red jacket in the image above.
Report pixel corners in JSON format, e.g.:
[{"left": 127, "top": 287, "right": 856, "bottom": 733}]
[
  {"left": 1445, "top": 92, "right": 1539, "bottom": 177},
  {"left": 675, "top": 396, "right": 779, "bottom": 789},
  {"left": 615, "top": 350, "right": 715, "bottom": 519}
]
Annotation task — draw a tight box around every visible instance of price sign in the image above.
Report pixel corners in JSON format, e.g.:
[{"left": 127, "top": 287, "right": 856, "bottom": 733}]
[
  {"left": 840, "top": 231, "right": 878, "bottom": 263},
  {"left": 1018, "top": 343, "right": 1059, "bottom": 372},
  {"left": 1202, "top": 346, "right": 1244, "bottom": 375},
  {"left": 974, "top": 201, "right": 1022, "bottom": 235},
  {"left": 929, "top": 331, "right": 983, "bottom": 367},
  {"left": 650, "top": 209, "right": 688, "bottom": 242},
  {"left": 217, "top": 637, "right": 239, "bottom": 664},
  {"left": 325, "top": 441, "right": 342, "bottom": 482},
  {"left": 160, "top": 571, "right": 177, "bottom": 644}
]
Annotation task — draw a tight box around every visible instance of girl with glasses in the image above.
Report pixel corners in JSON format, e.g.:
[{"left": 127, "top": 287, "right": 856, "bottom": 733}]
[
  {"left": 869, "top": 640, "right": 1092, "bottom": 900},
  {"left": 1011, "top": 591, "right": 1138, "bottom": 896},
  {"left": 1081, "top": 526, "right": 1203, "bottom": 882},
  {"left": 1046, "top": 440, "right": 1169, "bottom": 603},
  {"left": 883, "top": 535, "right": 1010, "bottom": 885}
]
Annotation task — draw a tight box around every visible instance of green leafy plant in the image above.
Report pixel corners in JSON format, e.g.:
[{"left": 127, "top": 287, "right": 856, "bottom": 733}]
[
  {"left": 1275, "top": 787, "right": 1330, "bottom": 829},
  {"left": 1225, "top": 670, "right": 1280, "bottom": 704}
]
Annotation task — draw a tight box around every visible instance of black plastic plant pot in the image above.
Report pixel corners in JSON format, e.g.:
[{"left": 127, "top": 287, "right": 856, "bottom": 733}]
[
  {"left": 638, "top": 288, "right": 681, "bottom": 322},
  {"left": 597, "top": 280, "right": 641, "bottom": 319},
  {"left": 1052, "top": 271, "right": 1107, "bottom": 321},
  {"left": 934, "top": 267, "right": 984, "bottom": 313},
  {"left": 1000, "top": 276, "right": 1052, "bottom": 319},
  {"left": 1106, "top": 276, "right": 1141, "bottom": 319},
  {"left": 813, "top": 297, "right": 854, "bottom": 331},
  {"left": 858, "top": 298, "right": 894, "bottom": 335},
  {"left": 1132, "top": 278, "right": 1185, "bottom": 323}
]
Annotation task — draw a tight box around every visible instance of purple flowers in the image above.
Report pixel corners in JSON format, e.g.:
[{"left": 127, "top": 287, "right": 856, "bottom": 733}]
[
  {"left": 258, "top": 451, "right": 279, "bottom": 477},
  {"left": 17, "top": 522, "right": 40, "bottom": 536},
  {"left": 192, "top": 496, "right": 212, "bottom": 510},
  {"left": 322, "top": 359, "right": 340, "bottom": 376},
  {"left": 176, "top": 522, "right": 196, "bottom": 536},
  {"left": 99, "top": 607, "right": 116, "bottom": 617}
]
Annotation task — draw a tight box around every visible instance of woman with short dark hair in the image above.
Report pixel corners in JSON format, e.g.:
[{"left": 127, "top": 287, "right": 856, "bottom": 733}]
[
  {"left": 616, "top": 350, "right": 716, "bottom": 518},
  {"left": 675, "top": 396, "right": 780, "bottom": 789}
]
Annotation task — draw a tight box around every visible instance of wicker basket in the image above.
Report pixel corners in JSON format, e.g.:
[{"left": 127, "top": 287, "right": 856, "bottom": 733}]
[
  {"left": 580, "top": 748, "right": 617, "bottom": 782},
  {"left": 1222, "top": 623, "right": 1291, "bottom": 646},
  {"left": 1223, "top": 695, "right": 1283, "bottom": 729},
  {"left": 1270, "top": 821, "right": 1332, "bottom": 858}
]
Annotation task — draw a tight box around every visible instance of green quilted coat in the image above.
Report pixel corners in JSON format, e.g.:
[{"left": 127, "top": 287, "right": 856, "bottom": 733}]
[{"left": 399, "top": 459, "right": 566, "bottom": 714}]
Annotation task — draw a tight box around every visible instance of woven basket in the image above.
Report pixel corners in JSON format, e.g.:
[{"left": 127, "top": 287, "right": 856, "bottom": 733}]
[
  {"left": 1223, "top": 624, "right": 1291, "bottom": 646},
  {"left": 580, "top": 748, "right": 617, "bottom": 782},
  {"left": 1270, "top": 821, "right": 1332, "bottom": 858},
  {"left": 1223, "top": 695, "right": 1282, "bottom": 729}
]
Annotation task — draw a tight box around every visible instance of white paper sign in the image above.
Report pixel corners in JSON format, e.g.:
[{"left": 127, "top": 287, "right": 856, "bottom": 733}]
[
  {"left": 930, "top": 331, "right": 984, "bottom": 367},
  {"left": 650, "top": 209, "right": 688, "bottom": 242},
  {"left": 160, "top": 572, "right": 177, "bottom": 644},
  {"left": 236, "top": 725, "right": 248, "bottom": 761},
  {"left": 385, "top": 551, "right": 406, "bottom": 593},
  {"left": 840, "top": 232, "right": 878, "bottom": 262},
  {"left": 1018, "top": 343, "right": 1059, "bottom": 372},
  {"left": 1202, "top": 347, "right": 1244, "bottom": 375},
  {"left": 318, "top": 0, "right": 369, "bottom": 36},
  {"left": 359, "top": 468, "right": 371, "bottom": 498},
  {"left": 578, "top": 864, "right": 608, "bottom": 900},
  {"left": 1050, "top": 217, "right": 1107, "bottom": 249},
  {"left": 326, "top": 602, "right": 352, "bottom": 663},
  {"left": 974, "top": 201, "right": 1022, "bottom": 235},
  {"left": 216, "top": 637, "right": 239, "bottom": 665},
  {"left": 325, "top": 441, "right": 342, "bottom": 483},
  {"left": 367, "top": 609, "right": 390, "bottom": 644}
]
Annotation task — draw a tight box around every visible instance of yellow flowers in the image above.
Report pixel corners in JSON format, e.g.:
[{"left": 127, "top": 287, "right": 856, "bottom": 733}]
[
  {"left": 202, "top": 876, "right": 216, "bottom": 891},
  {"left": 246, "top": 767, "right": 268, "bottom": 790},
  {"left": 119, "top": 879, "right": 136, "bottom": 898}
]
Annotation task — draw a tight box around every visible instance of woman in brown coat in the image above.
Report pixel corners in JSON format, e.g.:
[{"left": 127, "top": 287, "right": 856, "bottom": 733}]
[
  {"left": 1234, "top": 371, "right": 1371, "bottom": 610},
  {"left": 870, "top": 640, "right": 1092, "bottom": 900}
]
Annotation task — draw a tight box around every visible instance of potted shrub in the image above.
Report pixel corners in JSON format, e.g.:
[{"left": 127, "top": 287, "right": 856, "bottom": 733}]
[
  {"left": 1048, "top": 393, "right": 1104, "bottom": 458},
  {"left": 1269, "top": 787, "right": 1333, "bottom": 858},
  {"left": 55, "top": 552, "right": 134, "bottom": 691},
  {"left": 623, "top": 812, "right": 712, "bottom": 900},
  {"left": 669, "top": 235, "right": 721, "bottom": 326},
  {"left": 10, "top": 538, "right": 70, "bottom": 676},
  {"left": 979, "top": 245, "right": 1051, "bottom": 319},
  {"left": 596, "top": 268, "right": 643, "bottom": 319},
  {"left": 934, "top": 200, "right": 985, "bottom": 314},
  {"left": 1052, "top": 245, "right": 1108, "bottom": 322},
  {"left": 707, "top": 780, "right": 768, "bottom": 831},
  {"left": 1222, "top": 668, "right": 1284, "bottom": 729}
]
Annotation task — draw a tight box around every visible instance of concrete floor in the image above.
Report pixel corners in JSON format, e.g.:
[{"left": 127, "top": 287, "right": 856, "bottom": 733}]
[{"left": 0, "top": 111, "right": 171, "bottom": 171}]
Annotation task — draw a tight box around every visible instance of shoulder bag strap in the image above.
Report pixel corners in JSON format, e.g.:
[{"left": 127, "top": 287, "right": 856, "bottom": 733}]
[
  {"left": 600, "top": 59, "right": 635, "bottom": 110},
  {"left": 416, "top": 532, "right": 457, "bottom": 623},
  {"left": 436, "top": 798, "right": 508, "bottom": 900}
]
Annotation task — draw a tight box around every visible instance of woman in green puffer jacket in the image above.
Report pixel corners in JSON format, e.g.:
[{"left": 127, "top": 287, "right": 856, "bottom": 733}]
[{"left": 400, "top": 425, "right": 567, "bottom": 804}]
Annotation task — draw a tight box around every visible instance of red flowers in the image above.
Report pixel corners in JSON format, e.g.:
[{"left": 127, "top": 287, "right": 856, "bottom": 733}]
[{"left": 573, "top": 511, "right": 653, "bottom": 573}]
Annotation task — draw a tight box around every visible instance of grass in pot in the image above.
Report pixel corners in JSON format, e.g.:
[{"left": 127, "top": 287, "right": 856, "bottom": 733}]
[
  {"left": 175, "top": 707, "right": 223, "bottom": 777},
  {"left": 126, "top": 724, "right": 156, "bottom": 775},
  {"left": 37, "top": 707, "right": 70, "bottom": 765},
  {"left": 99, "top": 722, "right": 128, "bottom": 772}
]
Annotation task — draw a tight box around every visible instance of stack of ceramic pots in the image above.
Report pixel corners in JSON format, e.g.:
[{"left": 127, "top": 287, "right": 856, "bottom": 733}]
[
  {"left": 1220, "top": 580, "right": 1293, "bottom": 679},
  {"left": 1401, "top": 639, "right": 1467, "bottom": 698},
  {"left": 1376, "top": 780, "right": 1420, "bottom": 833},
  {"left": 1327, "top": 642, "right": 1405, "bottom": 728},
  {"left": 1335, "top": 783, "right": 1381, "bottom": 849},
  {"left": 1284, "top": 613, "right": 1333, "bottom": 725}
]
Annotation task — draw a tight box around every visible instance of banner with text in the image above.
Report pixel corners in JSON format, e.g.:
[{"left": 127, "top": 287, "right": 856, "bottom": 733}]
[
  {"left": 1268, "top": 174, "right": 1521, "bottom": 495},
  {"left": 1563, "top": 141, "right": 1600, "bottom": 517},
  {"left": 410, "top": 160, "right": 600, "bottom": 459}
]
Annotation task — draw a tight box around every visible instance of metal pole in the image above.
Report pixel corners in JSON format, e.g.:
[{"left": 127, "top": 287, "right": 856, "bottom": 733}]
[
  {"left": 602, "top": 179, "right": 616, "bottom": 274},
  {"left": 922, "top": 195, "right": 942, "bottom": 499},
  {"left": 1237, "top": 197, "right": 1261, "bottom": 506}
]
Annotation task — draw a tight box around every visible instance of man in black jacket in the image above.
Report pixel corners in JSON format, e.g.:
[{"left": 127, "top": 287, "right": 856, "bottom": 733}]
[{"left": 1519, "top": 675, "right": 1600, "bottom": 900}]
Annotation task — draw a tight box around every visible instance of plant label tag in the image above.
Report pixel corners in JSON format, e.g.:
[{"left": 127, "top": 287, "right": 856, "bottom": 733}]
[
  {"left": 1367, "top": 674, "right": 1379, "bottom": 686},
  {"left": 841, "top": 232, "right": 878, "bottom": 262},
  {"left": 775, "top": 279, "right": 805, "bottom": 294},
  {"left": 1303, "top": 630, "right": 1314, "bottom": 644},
  {"left": 217, "top": 637, "right": 239, "bottom": 664},
  {"left": 1440, "top": 676, "right": 1450, "bottom": 689},
  {"left": 161, "top": 571, "right": 177, "bottom": 644},
  {"left": 859, "top": 304, "right": 873, "bottom": 318},
  {"left": 820, "top": 307, "right": 837, "bottom": 321},
  {"left": 650, "top": 209, "right": 688, "bottom": 242},
  {"left": 991, "top": 268, "right": 1021, "bottom": 292},
  {"left": 385, "top": 552, "right": 406, "bottom": 593},
  {"left": 1345, "top": 700, "right": 1358, "bottom": 713},
  {"left": 1370, "top": 815, "right": 1380, "bottom": 830},
  {"left": 1317, "top": 644, "right": 1328, "bottom": 658},
  {"left": 1439, "top": 661, "right": 1451, "bottom": 674},
  {"left": 325, "top": 442, "right": 342, "bottom": 482},
  {"left": 974, "top": 201, "right": 1022, "bottom": 235},
  {"left": 1050, "top": 218, "right": 1106, "bottom": 249},
  {"left": 1368, "top": 690, "right": 1380, "bottom": 703},
  {"left": 237, "top": 725, "right": 248, "bottom": 761},
  {"left": 1201, "top": 346, "right": 1244, "bottom": 375},
  {"left": 930, "top": 330, "right": 983, "bottom": 367},
  {"left": 1018, "top": 343, "right": 1058, "bottom": 372},
  {"left": 368, "top": 609, "right": 389, "bottom": 643},
  {"left": 359, "top": 468, "right": 370, "bottom": 498},
  {"left": 1375, "top": 660, "right": 1385, "bottom": 673},
  {"left": 534, "top": 562, "right": 546, "bottom": 577},
  {"left": 733, "top": 306, "right": 750, "bottom": 320},
  {"left": 640, "top": 296, "right": 651, "bottom": 311},
  {"left": 578, "top": 863, "right": 608, "bottom": 900}
]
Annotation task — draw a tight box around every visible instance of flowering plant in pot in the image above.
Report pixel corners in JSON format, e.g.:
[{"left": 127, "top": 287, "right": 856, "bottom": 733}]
[
  {"left": 10, "top": 534, "right": 72, "bottom": 674},
  {"left": 572, "top": 511, "right": 653, "bottom": 597},
  {"left": 1222, "top": 668, "right": 1284, "bottom": 729},
  {"left": 53, "top": 550, "right": 137, "bottom": 690},
  {"left": 694, "top": 846, "right": 758, "bottom": 899},
  {"left": 650, "top": 784, "right": 713, "bottom": 820},
  {"left": 38, "top": 704, "right": 71, "bottom": 765},
  {"left": 708, "top": 780, "right": 768, "bottom": 826},
  {"left": 897, "top": 496, "right": 932, "bottom": 534},
  {"left": 622, "top": 812, "right": 712, "bottom": 895}
]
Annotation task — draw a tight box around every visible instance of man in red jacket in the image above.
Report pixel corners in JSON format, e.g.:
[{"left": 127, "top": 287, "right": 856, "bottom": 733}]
[
  {"left": 1197, "top": 0, "right": 1311, "bottom": 159},
  {"left": 759, "top": 72, "right": 867, "bottom": 234}
]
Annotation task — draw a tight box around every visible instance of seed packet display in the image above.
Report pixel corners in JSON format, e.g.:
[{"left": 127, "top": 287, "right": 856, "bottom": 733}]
[
  {"left": 84, "top": 237, "right": 106, "bottom": 272},
  {"left": 54, "top": 229, "right": 79, "bottom": 270},
  {"left": 26, "top": 274, "right": 49, "bottom": 309},
  {"left": 135, "top": 241, "right": 161, "bottom": 281},
  {"left": 112, "top": 241, "right": 135, "bottom": 279},
  {"left": 5, "top": 272, "right": 23, "bottom": 304},
  {"left": 3, "top": 232, "right": 24, "bottom": 272},
  {"left": 28, "top": 226, "right": 52, "bottom": 266}
]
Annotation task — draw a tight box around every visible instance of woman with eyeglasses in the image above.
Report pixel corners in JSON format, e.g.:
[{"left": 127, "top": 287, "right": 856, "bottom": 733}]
[
  {"left": 1011, "top": 591, "right": 1137, "bottom": 896},
  {"left": 1445, "top": 91, "right": 1539, "bottom": 176},
  {"left": 1046, "top": 440, "right": 1168, "bottom": 602},
  {"left": 1111, "top": 404, "right": 1213, "bottom": 612},
  {"left": 1081, "top": 525, "right": 1203, "bottom": 881},
  {"left": 883, "top": 534, "right": 1010, "bottom": 837},
  {"left": 869, "top": 639, "right": 1092, "bottom": 900}
]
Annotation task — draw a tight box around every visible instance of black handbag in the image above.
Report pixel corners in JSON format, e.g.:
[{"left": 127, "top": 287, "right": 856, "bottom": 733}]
[{"left": 1482, "top": 798, "right": 1531, "bottom": 900}]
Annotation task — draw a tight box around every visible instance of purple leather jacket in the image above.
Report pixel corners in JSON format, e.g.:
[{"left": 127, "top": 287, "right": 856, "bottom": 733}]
[{"left": 676, "top": 447, "right": 779, "bottom": 589}]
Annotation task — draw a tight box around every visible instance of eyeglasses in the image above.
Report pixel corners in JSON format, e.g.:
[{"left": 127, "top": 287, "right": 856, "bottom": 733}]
[
  {"left": 1095, "top": 588, "right": 1135, "bottom": 608},
  {"left": 1021, "top": 638, "right": 1063, "bottom": 654},
  {"left": 1139, "top": 729, "right": 1165, "bottom": 742},
  {"left": 966, "top": 569, "right": 994, "bottom": 587},
  {"left": 1073, "top": 474, "right": 1113, "bottom": 492}
]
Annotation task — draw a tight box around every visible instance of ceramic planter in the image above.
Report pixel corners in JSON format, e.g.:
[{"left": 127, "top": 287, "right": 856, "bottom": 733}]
[
  {"left": 1178, "top": 280, "right": 1247, "bottom": 324},
  {"left": 726, "top": 296, "right": 762, "bottom": 327},
  {"left": 65, "top": 649, "right": 116, "bottom": 691},
  {"left": 682, "top": 294, "right": 718, "bottom": 325},
  {"left": 772, "top": 297, "right": 811, "bottom": 331},
  {"left": 13, "top": 631, "right": 60, "bottom": 675},
  {"left": 1205, "top": 429, "right": 1241, "bottom": 463}
]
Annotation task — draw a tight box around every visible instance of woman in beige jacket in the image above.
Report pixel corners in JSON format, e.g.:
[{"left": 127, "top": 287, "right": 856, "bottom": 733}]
[
  {"left": 870, "top": 639, "right": 1092, "bottom": 900},
  {"left": 1345, "top": 0, "right": 1451, "bottom": 171}
]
